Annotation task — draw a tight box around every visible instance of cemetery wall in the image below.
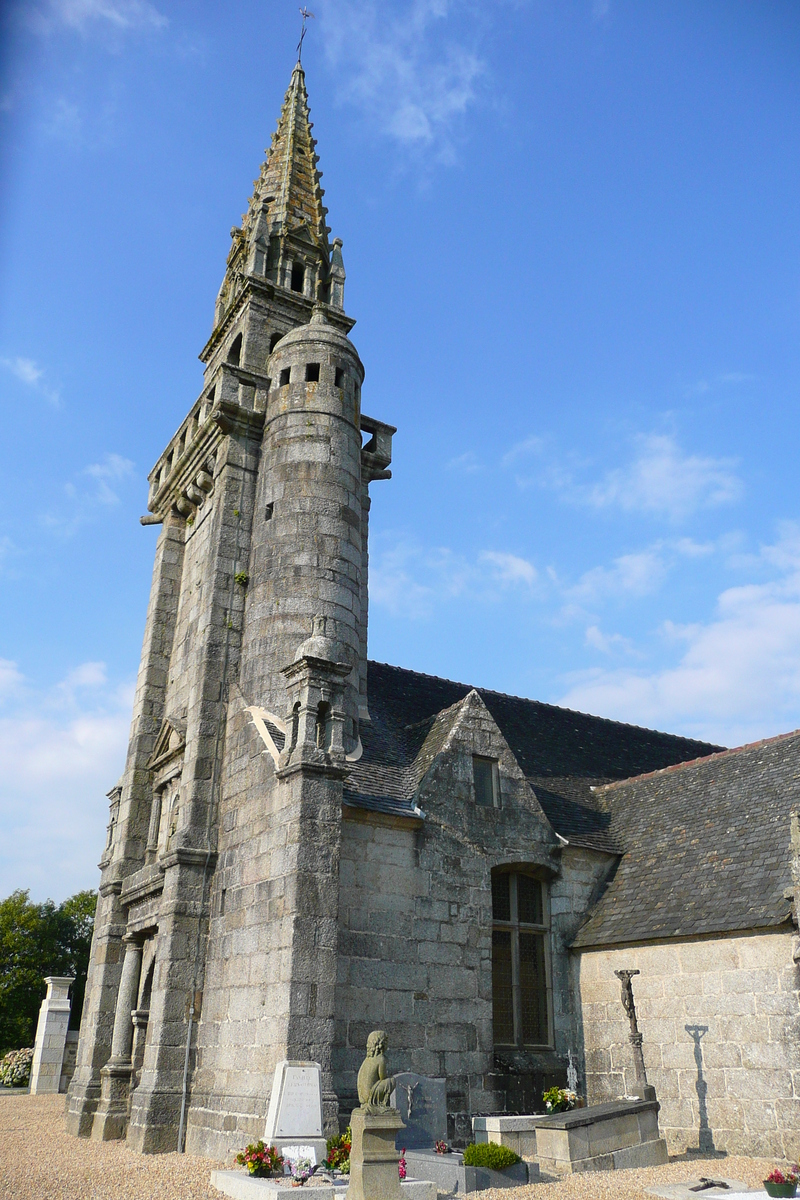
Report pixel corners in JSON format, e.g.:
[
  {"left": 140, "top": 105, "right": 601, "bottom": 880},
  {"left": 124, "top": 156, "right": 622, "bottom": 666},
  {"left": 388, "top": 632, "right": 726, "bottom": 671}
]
[{"left": 576, "top": 930, "right": 800, "bottom": 1158}]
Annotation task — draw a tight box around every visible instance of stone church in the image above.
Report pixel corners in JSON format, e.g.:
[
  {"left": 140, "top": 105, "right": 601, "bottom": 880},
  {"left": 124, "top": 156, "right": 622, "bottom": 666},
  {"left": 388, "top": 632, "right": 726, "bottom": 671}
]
[{"left": 66, "top": 60, "right": 800, "bottom": 1162}]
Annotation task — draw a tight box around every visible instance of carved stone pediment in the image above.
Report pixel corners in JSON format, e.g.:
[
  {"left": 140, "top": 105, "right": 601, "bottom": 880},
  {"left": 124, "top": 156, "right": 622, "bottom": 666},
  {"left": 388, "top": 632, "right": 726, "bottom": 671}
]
[{"left": 147, "top": 716, "right": 186, "bottom": 772}]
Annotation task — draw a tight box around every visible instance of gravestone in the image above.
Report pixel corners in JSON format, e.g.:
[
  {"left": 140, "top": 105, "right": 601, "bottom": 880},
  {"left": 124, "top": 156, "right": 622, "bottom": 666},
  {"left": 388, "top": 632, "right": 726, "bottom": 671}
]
[
  {"left": 391, "top": 1073, "right": 447, "bottom": 1150},
  {"left": 264, "top": 1060, "right": 326, "bottom": 1166}
]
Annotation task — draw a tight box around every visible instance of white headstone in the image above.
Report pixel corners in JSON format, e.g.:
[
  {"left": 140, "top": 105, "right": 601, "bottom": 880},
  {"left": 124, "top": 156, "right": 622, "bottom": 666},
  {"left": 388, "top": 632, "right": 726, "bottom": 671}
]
[{"left": 265, "top": 1060, "right": 323, "bottom": 1141}]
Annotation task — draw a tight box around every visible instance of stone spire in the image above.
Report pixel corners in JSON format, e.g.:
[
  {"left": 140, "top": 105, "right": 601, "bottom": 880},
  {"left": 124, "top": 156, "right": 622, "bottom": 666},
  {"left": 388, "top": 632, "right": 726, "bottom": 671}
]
[
  {"left": 244, "top": 60, "right": 330, "bottom": 250},
  {"left": 210, "top": 60, "right": 345, "bottom": 339}
]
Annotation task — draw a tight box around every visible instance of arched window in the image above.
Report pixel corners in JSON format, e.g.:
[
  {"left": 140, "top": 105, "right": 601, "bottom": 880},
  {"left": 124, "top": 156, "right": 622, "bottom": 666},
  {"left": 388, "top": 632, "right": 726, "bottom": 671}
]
[
  {"left": 291, "top": 261, "right": 305, "bottom": 293},
  {"left": 491, "top": 869, "right": 550, "bottom": 1048},
  {"left": 227, "top": 332, "right": 243, "bottom": 366},
  {"left": 316, "top": 701, "right": 332, "bottom": 750}
]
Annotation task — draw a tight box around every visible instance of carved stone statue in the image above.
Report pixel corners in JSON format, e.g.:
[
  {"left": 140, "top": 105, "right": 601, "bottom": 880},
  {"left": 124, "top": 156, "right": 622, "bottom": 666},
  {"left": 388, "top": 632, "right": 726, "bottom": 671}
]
[
  {"left": 356, "top": 1029, "right": 395, "bottom": 1113},
  {"left": 347, "top": 1031, "right": 404, "bottom": 1200}
]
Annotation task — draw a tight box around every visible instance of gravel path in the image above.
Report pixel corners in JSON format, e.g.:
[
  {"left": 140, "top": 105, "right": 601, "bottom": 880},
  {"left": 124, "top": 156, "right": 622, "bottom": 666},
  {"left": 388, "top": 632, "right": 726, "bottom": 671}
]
[{"left": 0, "top": 1094, "right": 778, "bottom": 1200}]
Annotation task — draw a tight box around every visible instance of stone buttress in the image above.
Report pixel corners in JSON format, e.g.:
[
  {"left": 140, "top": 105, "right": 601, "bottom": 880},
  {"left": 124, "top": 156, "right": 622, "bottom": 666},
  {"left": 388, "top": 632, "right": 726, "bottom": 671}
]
[{"left": 66, "top": 59, "right": 394, "bottom": 1156}]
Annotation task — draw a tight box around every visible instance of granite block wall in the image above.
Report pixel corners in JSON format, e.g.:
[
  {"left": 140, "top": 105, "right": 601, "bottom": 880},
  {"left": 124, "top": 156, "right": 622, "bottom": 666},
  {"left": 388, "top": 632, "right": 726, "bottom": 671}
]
[{"left": 576, "top": 931, "right": 800, "bottom": 1158}]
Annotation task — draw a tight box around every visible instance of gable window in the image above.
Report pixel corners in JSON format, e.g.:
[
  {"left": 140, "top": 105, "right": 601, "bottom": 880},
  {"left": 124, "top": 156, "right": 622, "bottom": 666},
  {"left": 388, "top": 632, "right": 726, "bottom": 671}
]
[
  {"left": 491, "top": 870, "right": 550, "bottom": 1048},
  {"left": 473, "top": 755, "right": 500, "bottom": 808}
]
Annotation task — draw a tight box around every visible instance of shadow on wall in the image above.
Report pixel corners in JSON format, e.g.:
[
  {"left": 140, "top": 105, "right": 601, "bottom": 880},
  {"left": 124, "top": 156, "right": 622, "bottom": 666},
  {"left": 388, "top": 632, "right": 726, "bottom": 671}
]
[{"left": 684, "top": 1024, "right": 723, "bottom": 1157}]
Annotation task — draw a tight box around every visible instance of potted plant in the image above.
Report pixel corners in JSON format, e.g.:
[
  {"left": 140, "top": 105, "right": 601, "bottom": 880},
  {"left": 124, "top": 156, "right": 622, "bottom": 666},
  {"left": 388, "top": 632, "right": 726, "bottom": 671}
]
[
  {"left": 234, "top": 1141, "right": 283, "bottom": 1178},
  {"left": 764, "top": 1168, "right": 799, "bottom": 1198}
]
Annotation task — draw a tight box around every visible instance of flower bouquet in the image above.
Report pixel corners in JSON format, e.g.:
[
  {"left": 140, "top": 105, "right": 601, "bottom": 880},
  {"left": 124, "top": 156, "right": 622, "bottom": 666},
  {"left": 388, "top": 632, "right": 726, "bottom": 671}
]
[
  {"left": 435, "top": 1140, "right": 450, "bottom": 1154},
  {"left": 234, "top": 1140, "right": 283, "bottom": 1178},
  {"left": 0, "top": 1048, "right": 34, "bottom": 1088},
  {"left": 325, "top": 1126, "right": 352, "bottom": 1174},
  {"left": 289, "top": 1157, "right": 315, "bottom": 1187},
  {"left": 543, "top": 1085, "right": 578, "bottom": 1114},
  {"left": 764, "top": 1167, "right": 799, "bottom": 1198},
  {"left": 398, "top": 1149, "right": 407, "bottom": 1180}
]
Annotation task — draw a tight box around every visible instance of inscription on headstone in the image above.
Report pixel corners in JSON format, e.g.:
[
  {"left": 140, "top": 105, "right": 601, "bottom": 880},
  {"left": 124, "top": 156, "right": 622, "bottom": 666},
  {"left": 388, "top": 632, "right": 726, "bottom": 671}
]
[
  {"left": 265, "top": 1060, "right": 323, "bottom": 1141},
  {"left": 391, "top": 1072, "right": 447, "bottom": 1149}
]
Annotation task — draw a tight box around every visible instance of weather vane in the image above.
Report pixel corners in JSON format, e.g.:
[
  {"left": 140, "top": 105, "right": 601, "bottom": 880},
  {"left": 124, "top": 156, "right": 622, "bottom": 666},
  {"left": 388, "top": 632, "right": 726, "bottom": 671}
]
[{"left": 297, "top": 6, "right": 315, "bottom": 61}]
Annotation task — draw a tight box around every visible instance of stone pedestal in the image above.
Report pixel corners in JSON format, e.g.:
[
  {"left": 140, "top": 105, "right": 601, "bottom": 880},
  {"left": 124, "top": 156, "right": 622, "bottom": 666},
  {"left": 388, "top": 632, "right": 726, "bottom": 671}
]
[
  {"left": 30, "top": 976, "right": 74, "bottom": 1095},
  {"left": 346, "top": 1107, "right": 405, "bottom": 1200}
]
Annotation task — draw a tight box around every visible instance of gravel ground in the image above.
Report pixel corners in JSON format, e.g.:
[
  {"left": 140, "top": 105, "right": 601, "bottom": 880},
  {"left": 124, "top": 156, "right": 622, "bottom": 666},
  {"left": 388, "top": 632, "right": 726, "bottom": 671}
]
[{"left": 0, "top": 1094, "right": 779, "bottom": 1200}]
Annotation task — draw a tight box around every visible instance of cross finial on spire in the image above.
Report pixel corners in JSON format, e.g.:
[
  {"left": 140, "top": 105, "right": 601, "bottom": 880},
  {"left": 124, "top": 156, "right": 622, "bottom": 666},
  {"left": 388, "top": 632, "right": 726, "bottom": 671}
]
[{"left": 297, "top": 7, "right": 314, "bottom": 61}]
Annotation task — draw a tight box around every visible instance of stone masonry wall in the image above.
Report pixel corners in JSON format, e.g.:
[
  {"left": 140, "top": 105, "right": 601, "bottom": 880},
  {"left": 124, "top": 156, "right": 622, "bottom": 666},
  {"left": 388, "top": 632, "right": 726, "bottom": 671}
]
[
  {"left": 576, "top": 932, "right": 800, "bottom": 1158},
  {"left": 334, "top": 690, "right": 566, "bottom": 1144}
]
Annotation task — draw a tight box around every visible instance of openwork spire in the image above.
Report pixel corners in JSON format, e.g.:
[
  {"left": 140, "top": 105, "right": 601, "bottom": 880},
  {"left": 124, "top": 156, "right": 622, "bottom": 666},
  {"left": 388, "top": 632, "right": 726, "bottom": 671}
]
[{"left": 244, "top": 61, "right": 329, "bottom": 249}]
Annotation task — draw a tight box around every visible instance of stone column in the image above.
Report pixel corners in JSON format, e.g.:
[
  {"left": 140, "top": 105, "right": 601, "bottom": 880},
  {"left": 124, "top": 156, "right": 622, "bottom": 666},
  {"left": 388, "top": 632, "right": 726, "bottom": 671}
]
[
  {"left": 30, "top": 976, "right": 74, "bottom": 1094},
  {"left": 91, "top": 936, "right": 143, "bottom": 1141}
]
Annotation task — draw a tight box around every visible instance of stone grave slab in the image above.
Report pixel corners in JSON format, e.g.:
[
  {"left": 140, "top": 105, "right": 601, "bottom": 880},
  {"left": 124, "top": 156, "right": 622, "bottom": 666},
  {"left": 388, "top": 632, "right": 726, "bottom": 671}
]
[
  {"left": 210, "top": 1173, "right": 435, "bottom": 1200},
  {"left": 391, "top": 1073, "right": 447, "bottom": 1150},
  {"left": 645, "top": 1182, "right": 751, "bottom": 1200},
  {"left": 264, "top": 1060, "right": 326, "bottom": 1166}
]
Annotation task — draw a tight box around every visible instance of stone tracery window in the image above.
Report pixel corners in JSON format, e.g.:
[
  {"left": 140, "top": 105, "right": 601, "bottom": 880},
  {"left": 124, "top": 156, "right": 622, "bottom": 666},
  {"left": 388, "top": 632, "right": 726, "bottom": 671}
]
[{"left": 491, "top": 869, "right": 550, "bottom": 1048}]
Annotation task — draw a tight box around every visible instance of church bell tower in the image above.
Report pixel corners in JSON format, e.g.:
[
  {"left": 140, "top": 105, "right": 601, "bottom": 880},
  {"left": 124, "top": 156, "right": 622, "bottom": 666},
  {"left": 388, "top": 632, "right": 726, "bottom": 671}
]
[{"left": 66, "top": 58, "right": 395, "bottom": 1157}]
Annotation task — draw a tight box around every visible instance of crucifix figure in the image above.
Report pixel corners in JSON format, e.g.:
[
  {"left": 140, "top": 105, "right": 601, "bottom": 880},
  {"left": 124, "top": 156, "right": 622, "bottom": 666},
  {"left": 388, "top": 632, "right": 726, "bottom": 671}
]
[
  {"left": 297, "top": 6, "right": 315, "bottom": 61},
  {"left": 614, "top": 968, "right": 656, "bottom": 1102}
]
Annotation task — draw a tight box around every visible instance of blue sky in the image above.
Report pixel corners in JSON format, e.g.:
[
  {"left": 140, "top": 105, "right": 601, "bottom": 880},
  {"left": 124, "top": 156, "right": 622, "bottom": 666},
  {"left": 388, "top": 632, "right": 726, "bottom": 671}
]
[{"left": 1, "top": 0, "right": 799, "bottom": 900}]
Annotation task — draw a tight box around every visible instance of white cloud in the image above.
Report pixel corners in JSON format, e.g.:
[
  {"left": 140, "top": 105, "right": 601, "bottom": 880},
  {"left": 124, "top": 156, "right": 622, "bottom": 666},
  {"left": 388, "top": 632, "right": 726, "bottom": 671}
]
[
  {"left": 588, "top": 434, "right": 742, "bottom": 520},
  {"left": 501, "top": 435, "right": 545, "bottom": 467},
  {"left": 0, "top": 660, "right": 133, "bottom": 901},
  {"left": 1, "top": 355, "right": 60, "bottom": 404},
  {"left": 370, "top": 537, "right": 542, "bottom": 617},
  {"left": 558, "top": 523, "right": 800, "bottom": 745},
  {"left": 446, "top": 451, "right": 483, "bottom": 474},
  {"left": 481, "top": 551, "right": 537, "bottom": 588},
  {"left": 41, "top": 452, "right": 137, "bottom": 535},
  {"left": 568, "top": 546, "right": 668, "bottom": 604},
  {"left": 84, "top": 453, "right": 136, "bottom": 505},
  {"left": 584, "top": 625, "right": 635, "bottom": 656},
  {"left": 319, "top": 0, "right": 483, "bottom": 155},
  {"left": 25, "top": 0, "right": 167, "bottom": 34}
]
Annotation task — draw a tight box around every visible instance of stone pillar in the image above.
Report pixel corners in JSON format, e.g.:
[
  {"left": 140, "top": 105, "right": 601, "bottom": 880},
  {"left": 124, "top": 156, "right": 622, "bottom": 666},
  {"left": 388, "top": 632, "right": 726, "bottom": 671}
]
[
  {"left": 91, "top": 936, "right": 143, "bottom": 1141},
  {"left": 30, "top": 976, "right": 74, "bottom": 1094}
]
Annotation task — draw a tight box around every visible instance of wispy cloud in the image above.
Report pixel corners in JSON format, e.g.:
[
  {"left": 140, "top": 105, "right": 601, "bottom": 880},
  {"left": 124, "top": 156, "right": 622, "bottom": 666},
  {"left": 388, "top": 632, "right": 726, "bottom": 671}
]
[
  {"left": 370, "top": 536, "right": 541, "bottom": 618},
  {"left": 502, "top": 431, "right": 743, "bottom": 521},
  {"left": 559, "top": 522, "right": 800, "bottom": 745},
  {"left": 568, "top": 546, "right": 668, "bottom": 604},
  {"left": 446, "top": 450, "right": 483, "bottom": 474},
  {"left": 481, "top": 551, "right": 537, "bottom": 588},
  {"left": 24, "top": 0, "right": 167, "bottom": 35},
  {"left": 587, "top": 434, "right": 742, "bottom": 520},
  {"left": 42, "top": 452, "right": 137, "bottom": 535},
  {"left": 0, "top": 658, "right": 133, "bottom": 901},
  {"left": 1, "top": 355, "right": 60, "bottom": 404},
  {"left": 319, "top": 0, "right": 483, "bottom": 157},
  {"left": 584, "top": 625, "right": 635, "bottom": 656},
  {"left": 83, "top": 453, "right": 136, "bottom": 505}
]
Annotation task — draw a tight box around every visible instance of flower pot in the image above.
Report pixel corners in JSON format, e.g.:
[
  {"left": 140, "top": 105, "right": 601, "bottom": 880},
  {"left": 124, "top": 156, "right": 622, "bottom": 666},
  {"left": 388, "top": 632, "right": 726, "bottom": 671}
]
[{"left": 764, "top": 1183, "right": 797, "bottom": 1197}]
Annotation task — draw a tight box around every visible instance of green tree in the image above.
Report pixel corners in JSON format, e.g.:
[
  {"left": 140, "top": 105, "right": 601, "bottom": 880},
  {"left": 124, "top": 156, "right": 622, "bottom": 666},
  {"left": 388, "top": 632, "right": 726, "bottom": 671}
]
[{"left": 0, "top": 889, "right": 97, "bottom": 1055}]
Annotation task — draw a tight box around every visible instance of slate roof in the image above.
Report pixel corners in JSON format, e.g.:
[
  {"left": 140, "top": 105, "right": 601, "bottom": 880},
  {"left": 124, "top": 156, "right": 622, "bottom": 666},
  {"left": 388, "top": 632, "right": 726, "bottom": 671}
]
[
  {"left": 344, "top": 662, "right": 721, "bottom": 849},
  {"left": 571, "top": 729, "right": 800, "bottom": 948}
]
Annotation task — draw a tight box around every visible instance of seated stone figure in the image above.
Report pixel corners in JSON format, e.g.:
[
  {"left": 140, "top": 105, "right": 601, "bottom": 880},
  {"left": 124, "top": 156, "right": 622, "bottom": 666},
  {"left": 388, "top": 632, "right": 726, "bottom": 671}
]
[{"left": 356, "top": 1030, "right": 395, "bottom": 1113}]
